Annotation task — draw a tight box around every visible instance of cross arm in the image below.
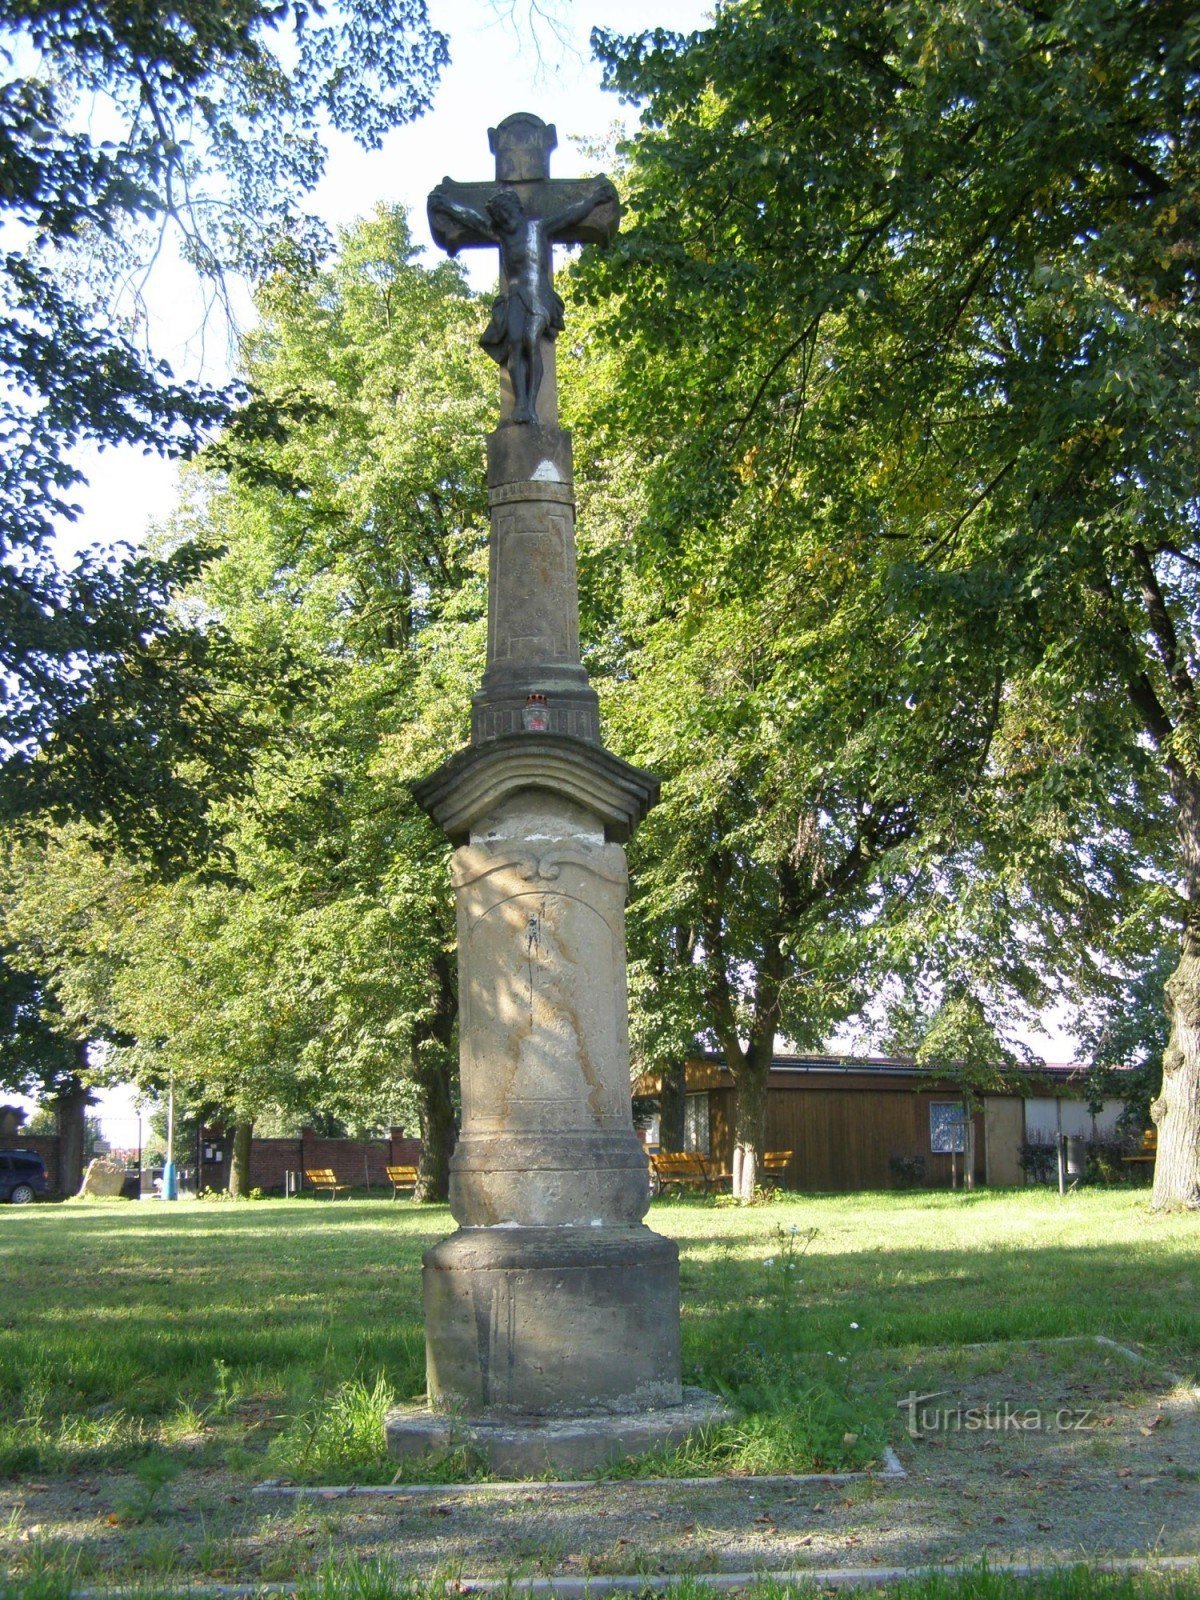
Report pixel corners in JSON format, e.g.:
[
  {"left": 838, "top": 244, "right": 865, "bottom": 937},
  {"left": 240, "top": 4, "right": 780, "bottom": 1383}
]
[
  {"left": 427, "top": 176, "right": 622, "bottom": 256},
  {"left": 427, "top": 180, "right": 497, "bottom": 256},
  {"left": 544, "top": 176, "right": 621, "bottom": 245}
]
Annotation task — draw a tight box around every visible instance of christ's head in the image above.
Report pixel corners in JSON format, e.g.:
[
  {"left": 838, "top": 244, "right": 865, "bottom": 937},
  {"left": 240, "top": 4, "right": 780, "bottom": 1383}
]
[{"left": 487, "top": 188, "right": 524, "bottom": 231}]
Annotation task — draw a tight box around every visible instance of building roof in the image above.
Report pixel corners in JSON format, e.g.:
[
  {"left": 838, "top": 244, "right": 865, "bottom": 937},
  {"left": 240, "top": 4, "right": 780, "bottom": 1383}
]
[
  {"left": 633, "top": 1052, "right": 1127, "bottom": 1098},
  {"left": 709, "top": 1051, "right": 1111, "bottom": 1083}
]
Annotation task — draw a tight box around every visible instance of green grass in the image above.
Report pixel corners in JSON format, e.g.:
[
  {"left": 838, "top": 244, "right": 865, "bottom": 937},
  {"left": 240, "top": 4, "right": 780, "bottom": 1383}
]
[
  {"left": 3, "top": 1558, "right": 1200, "bottom": 1600},
  {"left": 0, "top": 1188, "right": 1196, "bottom": 1488}
]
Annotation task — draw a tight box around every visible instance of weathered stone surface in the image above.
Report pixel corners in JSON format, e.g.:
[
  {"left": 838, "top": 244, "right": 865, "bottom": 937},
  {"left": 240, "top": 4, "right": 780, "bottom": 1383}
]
[
  {"left": 386, "top": 1387, "right": 728, "bottom": 1479},
  {"left": 454, "top": 800, "right": 634, "bottom": 1138},
  {"left": 423, "top": 1225, "right": 681, "bottom": 1417},
  {"left": 412, "top": 735, "right": 659, "bottom": 845},
  {"left": 486, "top": 422, "right": 572, "bottom": 487},
  {"left": 444, "top": 793, "right": 651, "bottom": 1228},
  {"left": 78, "top": 1158, "right": 127, "bottom": 1198},
  {"left": 470, "top": 425, "right": 599, "bottom": 741}
]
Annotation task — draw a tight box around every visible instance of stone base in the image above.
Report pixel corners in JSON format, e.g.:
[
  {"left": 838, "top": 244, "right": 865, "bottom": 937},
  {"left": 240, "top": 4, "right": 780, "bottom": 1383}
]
[
  {"left": 423, "top": 1225, "right": 681, "bottom": 1416},
  {"left": 385, "top": 1386, "right": 730, "bottom": 1478}
]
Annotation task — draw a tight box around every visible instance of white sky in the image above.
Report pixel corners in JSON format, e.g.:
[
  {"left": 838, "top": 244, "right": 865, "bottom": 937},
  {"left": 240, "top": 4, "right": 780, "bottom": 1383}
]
[{"left": 31, "top": 0, "right": 1079, "bottom": 1141}]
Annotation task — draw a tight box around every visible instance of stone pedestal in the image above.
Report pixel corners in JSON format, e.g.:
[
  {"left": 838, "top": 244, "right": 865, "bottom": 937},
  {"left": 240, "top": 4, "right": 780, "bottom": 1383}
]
[{"left": 472, "top": 426, "right": 599, "bottom": 744}]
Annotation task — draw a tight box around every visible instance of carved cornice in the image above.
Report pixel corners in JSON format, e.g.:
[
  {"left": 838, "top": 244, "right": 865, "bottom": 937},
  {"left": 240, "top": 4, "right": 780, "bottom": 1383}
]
[
  {"left": 413, "top": 733, "right": 660, "bottom": 844},
  {"left": 450, "top": 842, "right": 629, "bottom": 894}
]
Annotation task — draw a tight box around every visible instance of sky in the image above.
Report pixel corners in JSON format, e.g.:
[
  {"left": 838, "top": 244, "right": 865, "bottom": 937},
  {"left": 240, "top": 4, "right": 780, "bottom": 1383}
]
[{"left": 32, "top": 0, "right": 1080, "bottom": 1143}]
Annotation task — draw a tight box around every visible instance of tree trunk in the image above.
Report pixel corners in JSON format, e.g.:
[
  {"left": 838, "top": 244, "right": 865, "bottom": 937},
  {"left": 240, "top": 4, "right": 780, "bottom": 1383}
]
[
  {"left": 228, "top": 1120, "right": 253, "bottom": 1198},
  {"left": 731, "top": 1063, "right": 769, "bottom": 1203},
  {"left": 413, "top": 948, "right": 458, "bottom": 1204},
  {"left": 659, "top": 1058, "right": 687, "bottom": 1152},
  {"left": 1153, "top": 773, "right": 1200, "bottom": 1209},
  {"left": 1152, "top": 931, "right": 1200, "bottom": 1208},
  {"left": 415, "top": 1067, "right": 455, "bottom": 1203},
  {"left": 56, "top": 1063, "right": 89, "bottom": 1196}
]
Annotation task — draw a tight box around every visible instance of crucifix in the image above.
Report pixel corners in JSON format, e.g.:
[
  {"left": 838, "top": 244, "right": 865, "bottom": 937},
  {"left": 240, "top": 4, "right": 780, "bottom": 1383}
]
[
  {"left": 428, "top": 112, "right": 621, "bottom": 424},
  {"left": 389, "top": 113, "right": 724, "bottom": 1476}
]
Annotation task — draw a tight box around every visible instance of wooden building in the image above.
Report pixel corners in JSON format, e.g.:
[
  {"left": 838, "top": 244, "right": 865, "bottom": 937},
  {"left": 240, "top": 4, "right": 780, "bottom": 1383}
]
[{"left": 633, "top": 1054, "right": 1127, "bottom": 1191}]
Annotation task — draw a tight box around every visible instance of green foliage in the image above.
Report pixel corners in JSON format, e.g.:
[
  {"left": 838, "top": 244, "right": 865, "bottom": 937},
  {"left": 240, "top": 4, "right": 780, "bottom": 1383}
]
[
  {"left": 266, "top": 1373, "right": 396, "bottom": 1484},
  {"left": 1, "top": 209, "right": 491, "bottom": 1157},
  {"left": 1078, "top": 941, "right": 1176, "bottom": 1132},
  {"left": 0, "top": 0, "right": 447, "bottom": 859},
  {"left": 112, "top": 1454, "right": 182, "bottom": 1526},
  {"left": 0, "top": 952, "right": 79, "bottom": 1102},
  {"left": 573, "top": 0, "right": 1195, "bottom": 1178}
]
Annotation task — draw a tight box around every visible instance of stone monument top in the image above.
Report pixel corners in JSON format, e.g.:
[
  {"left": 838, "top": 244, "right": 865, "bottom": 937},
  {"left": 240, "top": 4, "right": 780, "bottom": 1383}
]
[
  {"left": 489, "top": 112, "right": 557, "bottom": 182},
  {"left": 427, "top": 112, "right": 620, "bottom": 425}
]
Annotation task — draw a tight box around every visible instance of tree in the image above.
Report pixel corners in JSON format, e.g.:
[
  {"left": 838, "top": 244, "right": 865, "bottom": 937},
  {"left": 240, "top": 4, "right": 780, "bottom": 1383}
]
[
  {"left": 590, "top": 0, "right": 1199, "bottom": 1205},
  {"left": 878, "top": 983, "right": 1022, "bottom": 1191},
  {"left": 0, "top": 824, "right": 147, "bottom": 1190},
  {"left": 1080, "top": 941, "right": 1176, "bottom": 1139},
  {"left": 0, "top": 211, "right": 490, "bottom": 1199},
  {"left": 562, "top": 281, "right": 1036, "bottom": 1199},
  {"left": 63, "top": 208, "right": 489, "bottom": 1196},
  {"left": 182, "top": 207, "right": 492, "bottom": 1197},
  {"left": 0, "top": 950, "right": 92, "bottom": 1193},
  {"left": 0, "top": 0, "right": 448, "bottom": 853}
]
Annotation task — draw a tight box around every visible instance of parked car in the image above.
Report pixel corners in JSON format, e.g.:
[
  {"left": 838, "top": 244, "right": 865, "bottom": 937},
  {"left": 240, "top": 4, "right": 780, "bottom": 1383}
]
[{"left": 0, "top": 1149, "right": 49, "bottom": 1204}]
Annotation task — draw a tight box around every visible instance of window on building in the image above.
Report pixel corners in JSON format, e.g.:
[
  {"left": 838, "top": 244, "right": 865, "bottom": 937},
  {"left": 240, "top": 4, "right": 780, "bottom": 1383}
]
[
  {"left": 929, "top": 1102, "right": 967, "bottom": 1154},
  {"left": 683, "top": 1094, "right": 710, "bottom": 1155}
]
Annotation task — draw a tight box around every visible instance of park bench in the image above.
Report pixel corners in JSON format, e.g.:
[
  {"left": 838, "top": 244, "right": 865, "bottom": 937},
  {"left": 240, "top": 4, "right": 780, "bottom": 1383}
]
[
  {"left": 1123, "top": 1128, "right": 1157, "bottom": 1168},
  {"left": 760, "top": 1149, "right": 794, "bottom": 1189},
  {"left": 387, "top": 1163, "right": 419, "bottom": 1200},
  {"left": 305, "top": 1167, "right": 350, "bottom": 1199},
  {"left": 649, "top": 1151, "right": 707, "bottom": 1195},
  {"left": 649, "top": 1151, "right": 731, "bottom": 1196}
]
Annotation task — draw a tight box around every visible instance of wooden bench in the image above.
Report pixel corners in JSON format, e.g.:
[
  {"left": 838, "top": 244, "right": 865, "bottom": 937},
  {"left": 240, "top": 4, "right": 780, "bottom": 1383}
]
[
  {"left": 305, "top": 1167, "right": 350, "bottom": 1199},
  {"left": 1123, "top": 1128, "right": 1158, "bottom": 1166},
  {"left": 649, "top": 1151, "right": 731, "bottom": 1196},
  {"left": 760, "top": 1150, "right": 794, "bottom": 1189},
  {"left": 387, "top": 1164, "right": 419, "bottom": 1200}
]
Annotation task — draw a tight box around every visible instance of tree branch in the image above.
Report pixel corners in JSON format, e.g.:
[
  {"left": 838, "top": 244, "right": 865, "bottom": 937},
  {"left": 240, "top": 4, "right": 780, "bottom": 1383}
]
[{"left": 1131, "top": 539, "right": 1198, "bottom": 727}]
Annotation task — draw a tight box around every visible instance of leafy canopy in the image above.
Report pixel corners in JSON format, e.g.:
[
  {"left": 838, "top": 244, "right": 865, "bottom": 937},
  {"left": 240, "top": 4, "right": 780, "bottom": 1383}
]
[{"left": 0, "top": 0, "right": 448, "bottom": 860}]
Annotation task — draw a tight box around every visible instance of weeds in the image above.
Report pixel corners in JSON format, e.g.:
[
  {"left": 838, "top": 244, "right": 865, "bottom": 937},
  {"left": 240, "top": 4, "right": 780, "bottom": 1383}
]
[
  {"left": 112, "top": 1453, "right": 182, "bottom": 1524},
  {"left": 267, "top": 1373, "right": 396, "bottom": 1483}
]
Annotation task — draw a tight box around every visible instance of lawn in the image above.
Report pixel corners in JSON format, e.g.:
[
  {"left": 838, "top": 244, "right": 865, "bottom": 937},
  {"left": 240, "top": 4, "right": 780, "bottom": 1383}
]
[{"left": 0, "top": 1187, "right": 1197, "bottom": 1586}]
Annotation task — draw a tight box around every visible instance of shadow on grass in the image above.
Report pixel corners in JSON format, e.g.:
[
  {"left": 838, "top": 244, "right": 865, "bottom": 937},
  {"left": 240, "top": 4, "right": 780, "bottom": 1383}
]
[{"left": 0, "top": 1190, "right": 1195, "bottom": 1482}]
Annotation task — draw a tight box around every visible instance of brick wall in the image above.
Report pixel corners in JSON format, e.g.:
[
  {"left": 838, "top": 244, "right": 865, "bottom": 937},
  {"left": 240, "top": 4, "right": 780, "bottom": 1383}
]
[{"left": 199, "top": 1127, "right": 423, "bottom": 1195}]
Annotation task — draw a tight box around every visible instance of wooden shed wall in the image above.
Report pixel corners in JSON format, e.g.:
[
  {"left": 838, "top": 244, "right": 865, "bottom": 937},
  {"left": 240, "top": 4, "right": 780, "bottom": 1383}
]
[{"left": 708, "top": 1077, "right": 986, "bottom": 1191}]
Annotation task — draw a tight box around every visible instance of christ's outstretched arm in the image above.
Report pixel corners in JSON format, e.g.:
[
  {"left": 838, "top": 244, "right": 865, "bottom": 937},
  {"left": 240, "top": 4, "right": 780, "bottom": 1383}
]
[
  {"left": 545, "top": 178, "right": 618, "bottom": 240},
  {"left": 428, "top": 186, "right": 496, "bottom": 252}
]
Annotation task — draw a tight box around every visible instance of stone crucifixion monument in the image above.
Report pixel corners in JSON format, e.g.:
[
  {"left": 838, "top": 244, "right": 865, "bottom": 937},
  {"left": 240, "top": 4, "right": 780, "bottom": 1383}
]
[{"left": 385, "top": 113, "right": 724, "bottom": 1476}]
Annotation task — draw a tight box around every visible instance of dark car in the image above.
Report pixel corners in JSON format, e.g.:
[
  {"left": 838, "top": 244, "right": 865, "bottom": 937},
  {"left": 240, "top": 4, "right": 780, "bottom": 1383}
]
[{"left": 0, "top": 1149, "right": 49, "bottom": 1204}]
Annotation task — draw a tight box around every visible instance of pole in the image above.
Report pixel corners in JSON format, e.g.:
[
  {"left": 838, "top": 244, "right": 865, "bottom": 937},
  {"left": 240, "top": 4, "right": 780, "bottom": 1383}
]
[
  {"left": 162, "top": 1071, "right": 178, "bottom": 1201},
  {"left": 1056, "top": 1098, "right": 1065, "bottom": 1198}
]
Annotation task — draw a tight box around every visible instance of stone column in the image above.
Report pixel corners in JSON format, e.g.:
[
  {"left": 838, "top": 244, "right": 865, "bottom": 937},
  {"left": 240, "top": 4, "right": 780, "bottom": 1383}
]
[{"left": 471, "top": 426, "right": 600, "bottom": 745}]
